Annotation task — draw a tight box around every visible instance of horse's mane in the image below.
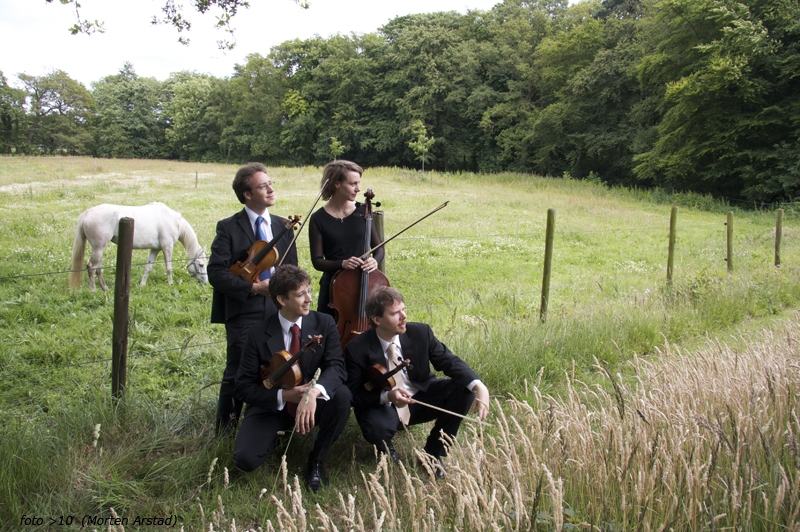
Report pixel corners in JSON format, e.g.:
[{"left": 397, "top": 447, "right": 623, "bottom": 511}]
[{"left": 176, "top": 215, "right": 204, "bottom": 259}]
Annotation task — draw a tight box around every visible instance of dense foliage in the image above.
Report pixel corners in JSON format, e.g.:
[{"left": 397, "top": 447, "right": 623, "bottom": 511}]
[{"left": 4, "top": 0, "right": 799, "bottom": 201}]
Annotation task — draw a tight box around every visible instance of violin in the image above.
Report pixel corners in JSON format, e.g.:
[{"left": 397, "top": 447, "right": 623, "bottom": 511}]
[
  {"left": 364, "top": 359, "right": 411, "bottom": 391},
  {"left": 229, "top": 215, "right": 301, "bottom": 282},
  {"left": 329, "top": 190, "right": 390, "bottom": 350},
  {"left": 365, "top": 359, "right": 492, "bottom": 425},
  {"left": 259, "top": 335, "right": 322, "bottom": 390}
]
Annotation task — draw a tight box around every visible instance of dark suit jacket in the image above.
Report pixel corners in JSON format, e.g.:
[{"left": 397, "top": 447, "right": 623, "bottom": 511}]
[
  {"left": 235, "top": 311, "right": 347, "bottom": 414},
  {"left": 345, "top": 322, "right": 479, "bottom": 410},
  {"left": 208, "top": 209, "right": 298, "bottom": 324}
]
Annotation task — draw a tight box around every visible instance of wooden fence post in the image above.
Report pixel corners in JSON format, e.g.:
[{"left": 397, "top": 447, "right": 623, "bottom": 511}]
[
  {"left": 725, "top": 211, "right": 734, "bottom": 273},
  {"left": 667, "top": 206, "right": 678, "bottom": 285},
  {"left": 775, "top": 208, "right": 784, "bottom": 267},
  {"left": 540, "top": 209, "right": 556, "bottom": 323},
  {"left": 112, "top": 217, "right": 134, "bottom": 399},
  {"left": 375, "top": 210, "right": 386, "bottom": 273}
]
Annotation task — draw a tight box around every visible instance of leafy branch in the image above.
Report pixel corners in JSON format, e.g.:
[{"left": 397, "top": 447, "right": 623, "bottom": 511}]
[
  {"left": 45, "top": 0, "right": 105, "bottom": 35},
  {"left": 45, "top": 0, "right": 311, "bottom": 50}
]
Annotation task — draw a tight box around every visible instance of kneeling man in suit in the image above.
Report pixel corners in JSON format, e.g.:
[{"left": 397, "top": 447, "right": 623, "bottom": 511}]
[
  {"left": 345, "top": 286, "right": 489, "bottom": 477},
  {"left": 234, "top": 265, "right": 351, "bottom": 492}
]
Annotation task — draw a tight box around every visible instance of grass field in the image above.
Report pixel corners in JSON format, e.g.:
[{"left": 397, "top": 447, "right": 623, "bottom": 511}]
[{"left": 1, "top": 157, "right": 798, "bottom": 530}]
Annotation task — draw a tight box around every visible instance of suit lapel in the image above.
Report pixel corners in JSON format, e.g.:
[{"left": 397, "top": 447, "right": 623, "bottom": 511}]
[
  {"left": 368, "top": 330, "right": 387, "bottom": 368},
  {"left": 271, "top": 214, "right": 294, "bottom": 256},
  {"left": 237, "top": 209, "right": 256, "bottom": 244},
  {"left": 398, "top": 333, "right": 414, "bottom": 361},
  {"left": 398, "top": 333, "right": 418, "bottom": 382},
  {"left": 299, "top": 313, "right": 319, "bottom": 376},
  {"left": 270, "top": 214, "right": 284, "bottom": 240},
  {"left": 264, "top": 315, "right": 285, "bottom": 357}
]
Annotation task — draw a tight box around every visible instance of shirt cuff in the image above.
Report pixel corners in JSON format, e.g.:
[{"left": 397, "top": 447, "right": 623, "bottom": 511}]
[
  {"left": 380, "top": 390, "right": 389, "bottom": 405},
  {"left": 277, "top": 389, "right": 285, "bottom": 410},
  {"left": 467, "top": 379, "right": 482, "bottom": 392},
  {"left": 315, "top": 384, "right": 329, "bottom": 400}
]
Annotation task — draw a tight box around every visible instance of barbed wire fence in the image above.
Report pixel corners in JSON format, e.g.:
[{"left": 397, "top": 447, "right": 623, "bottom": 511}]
[{"left": 0, "top": 207, "right": 792, "bottom": 385}]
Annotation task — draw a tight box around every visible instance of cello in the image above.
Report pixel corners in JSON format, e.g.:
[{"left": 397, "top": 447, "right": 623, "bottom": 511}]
[{"left": 328, "top": 189, "right": 390, "bottom": 350}]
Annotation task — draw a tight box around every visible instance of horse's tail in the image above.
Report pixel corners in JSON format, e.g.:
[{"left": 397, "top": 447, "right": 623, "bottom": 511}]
[{"left": 69, "top": 214, "right": 87, "bottom": 289}]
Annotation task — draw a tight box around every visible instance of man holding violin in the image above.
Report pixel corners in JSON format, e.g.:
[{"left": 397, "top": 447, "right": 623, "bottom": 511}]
[
  {"left": 234, "top": 265, "right": 351, "bottom": 493},
  {"left": 345, "top": 286, "right": 490, "bottom": 478},
  {"left": 208, "top": 163, "right": 298, "bottom": 434}
]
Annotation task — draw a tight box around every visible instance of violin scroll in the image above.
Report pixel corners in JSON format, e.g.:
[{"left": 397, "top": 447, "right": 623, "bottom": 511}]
[{"left": 286, "top": 214, "right": 302, "bottom": 229}]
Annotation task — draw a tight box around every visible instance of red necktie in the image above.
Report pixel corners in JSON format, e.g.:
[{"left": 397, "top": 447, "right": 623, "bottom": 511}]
[
  {"left": 289, "top": 324, "right": 300, "bottom": 354},
  {"left": 287, "top": 324, "right": 301, "bottom": 418}
]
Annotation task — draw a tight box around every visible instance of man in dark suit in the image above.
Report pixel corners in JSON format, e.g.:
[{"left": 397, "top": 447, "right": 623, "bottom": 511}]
[
  {"left": 208, "top": 162, "right": 298, "bottom": 434},
  {"left": 234, "top": 265, "right": 351, "bottom": 492},
  {"left": 345, "top": 286, "right": 490, "bottom": 478}
]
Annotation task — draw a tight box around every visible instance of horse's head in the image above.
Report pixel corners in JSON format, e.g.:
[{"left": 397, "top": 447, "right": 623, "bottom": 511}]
[{"left": 186, "top": 250, "right": 208, "bottom": 284}]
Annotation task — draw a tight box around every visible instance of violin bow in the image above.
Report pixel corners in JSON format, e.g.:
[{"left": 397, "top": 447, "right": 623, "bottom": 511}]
[
  {"left": 276, "top": 178, "right": 330, "bottom": 268},
  {"left": 360, "top": 201, "right": 449, "bottom": 260},
  {"left": 407, "top": 397, "right": 492, "bottom": 426}
]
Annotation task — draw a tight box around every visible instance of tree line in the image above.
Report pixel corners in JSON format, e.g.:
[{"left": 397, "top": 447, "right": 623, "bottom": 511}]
[{"left": 2, "top": 0, "right": 798, "bottom": 202}]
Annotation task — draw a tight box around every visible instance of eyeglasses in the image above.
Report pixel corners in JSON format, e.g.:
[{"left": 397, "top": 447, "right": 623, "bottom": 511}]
[{"left": 250, "top": 181, "right": 273, "bottom": 191}]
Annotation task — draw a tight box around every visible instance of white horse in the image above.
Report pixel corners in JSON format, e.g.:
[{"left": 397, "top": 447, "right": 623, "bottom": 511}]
[{"left": 70, "top": 202, "right": 208, "bottom": 291}]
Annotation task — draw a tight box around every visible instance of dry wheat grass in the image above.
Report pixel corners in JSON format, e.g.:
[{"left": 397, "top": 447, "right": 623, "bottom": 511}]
[{"left": 199, "top": 318, "right": 800, "bottom": 531}]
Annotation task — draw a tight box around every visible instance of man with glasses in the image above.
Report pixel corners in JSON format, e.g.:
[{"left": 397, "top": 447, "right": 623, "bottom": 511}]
[
  {"left": 208, "top": 162, "right": 298, "bottom": 434},
  {"left": 234, "top": 265, "right": 350, "bottom": 493}
]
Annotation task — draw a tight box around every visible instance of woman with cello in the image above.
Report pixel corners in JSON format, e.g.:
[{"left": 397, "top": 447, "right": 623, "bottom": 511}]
[{"left": 308, "top": 160, "right": 385, "bottom": 324}]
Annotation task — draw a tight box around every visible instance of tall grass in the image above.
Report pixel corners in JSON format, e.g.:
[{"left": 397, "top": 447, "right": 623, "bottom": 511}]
[
  {"left": 1, "top": 157, "right": 800, "bottom": 529},
  {"left": 200, "top": 316, "right": 797, "bottom": 531}
]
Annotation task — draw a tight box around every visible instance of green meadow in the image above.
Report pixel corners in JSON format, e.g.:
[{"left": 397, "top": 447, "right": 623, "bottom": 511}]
[{"left": 1, "top": 157, "right": 798, "bottom": 530}]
